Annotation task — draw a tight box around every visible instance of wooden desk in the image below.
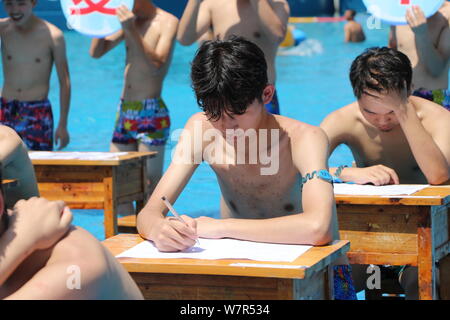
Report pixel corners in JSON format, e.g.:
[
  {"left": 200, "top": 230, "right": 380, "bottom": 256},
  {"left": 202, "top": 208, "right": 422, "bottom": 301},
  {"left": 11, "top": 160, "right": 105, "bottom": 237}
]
[
  {"left": 103, "top": 234, "right": 350, "bottom": 300},
  {"left": 335, "top": 185, "right": 450, "bottom": 300},
  {"left": 31, "top": 152, "right": 156, "bottom": 238}
]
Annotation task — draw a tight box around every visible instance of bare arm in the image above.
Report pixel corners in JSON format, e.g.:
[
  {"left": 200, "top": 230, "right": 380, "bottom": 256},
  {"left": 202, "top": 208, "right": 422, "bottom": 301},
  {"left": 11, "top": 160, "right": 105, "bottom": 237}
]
[
  {"left": 407, "top": 6, "right": 450, "bottom": 77},
  {"left": 320, "top": 106, "right": 400, "bottom": 185},
  {"left": 118, "top": 7, "right": 178, "bottom": 69},
  {"left": 196, "top": 126, "right": 334, "bottom": 246},
  {"left": 396, "top": 98, "right": 450, "bottom": 184},
  {"left": 177, "top": 0, "right": 212, "bottom": 46},
  {"left": 0, "top": 199, "right": 72, "bottom": 288},
  {"left": 51, "top": 30, "right": 71, "bottom": 150},
  {"left": 137, "top": 115, "right": 203, "bottom": 251},
  {"left": 249, "top": 0, "right": 290, "bottom": 43},
  {"left": 89, "top": 30, "right": 124, "bottom": 58}
]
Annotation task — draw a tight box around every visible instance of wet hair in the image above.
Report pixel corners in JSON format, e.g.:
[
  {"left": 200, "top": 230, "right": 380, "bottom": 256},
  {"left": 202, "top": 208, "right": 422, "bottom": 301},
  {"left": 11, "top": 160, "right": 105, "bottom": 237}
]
[
  {"left": 349, "top": 47, "right": 412, "bottom": 99},
  {"left": 190, "top": 36, "right": 268, "bottom": 121}
]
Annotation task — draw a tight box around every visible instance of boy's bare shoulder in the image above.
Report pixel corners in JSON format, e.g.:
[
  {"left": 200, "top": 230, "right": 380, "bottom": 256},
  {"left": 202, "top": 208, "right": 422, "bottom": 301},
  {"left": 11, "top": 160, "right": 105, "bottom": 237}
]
[
  {"left": 0, "top": 125, "right": 22, "bottom": 149},
  {"left": 275, "top": 115, "right": 328, "bottom": 145},
  {"left": 322, "top": 102, "right": 360, "bottom": 126},
  {"left": 158, "top": 7, "right": 179, "bottom": 24},
  {"left": 412, "top": 96, "right": 450, "bottom": 127},
  {"left": 39, "top": 19, "right": 64, "bottom": 40}
]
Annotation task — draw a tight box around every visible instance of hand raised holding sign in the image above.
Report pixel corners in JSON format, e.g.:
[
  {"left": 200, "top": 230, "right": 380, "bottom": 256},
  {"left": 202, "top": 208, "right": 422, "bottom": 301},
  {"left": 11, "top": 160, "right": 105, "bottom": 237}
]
[{"left": 116, "top": 5, "right": 136, "bottom": 31}]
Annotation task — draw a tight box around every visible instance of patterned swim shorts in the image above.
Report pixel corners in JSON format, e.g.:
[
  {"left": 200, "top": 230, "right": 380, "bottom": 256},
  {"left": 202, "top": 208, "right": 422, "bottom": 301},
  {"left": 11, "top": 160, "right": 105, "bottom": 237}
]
[
  {"left": 112, "top": 98, "right": 171, "bottom": 147},
  {"left": 413, "top": 89, "right": 450, "bottom": 111},
  {"left": 0, "top": 98, "right": 54, "bottom": 151},
  {"left": 334, "top": 265, "right": 357, "bottom": 300}
]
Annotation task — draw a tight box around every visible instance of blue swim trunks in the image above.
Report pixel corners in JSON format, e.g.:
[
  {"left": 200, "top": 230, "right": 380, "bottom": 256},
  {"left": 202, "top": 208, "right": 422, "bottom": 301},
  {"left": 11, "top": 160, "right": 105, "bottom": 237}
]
[
  {"left": 334, "top": 265, "right": 357, "bottom": 300},
  {"left": 112, "top": 98, "right": 171, "bottom": 146},
  {"left": 0, "top": 98, "right": 54, "bottom": 151},
  {"left": 413, "top": 89, "right": 450, "bottom": 111},
  {"left": 265, "top": 90, "right": 280, "bottom": 115}
]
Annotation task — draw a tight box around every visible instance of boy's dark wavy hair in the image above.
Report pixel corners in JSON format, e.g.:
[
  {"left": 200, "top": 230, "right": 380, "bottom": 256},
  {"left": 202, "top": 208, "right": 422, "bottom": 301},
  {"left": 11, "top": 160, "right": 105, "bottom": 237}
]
[
  {"left": 350, "top": 47, "right": 412, "bottom": 99},
  {"left": 190, "top": 36, "right": 268, "bottom": 121}
]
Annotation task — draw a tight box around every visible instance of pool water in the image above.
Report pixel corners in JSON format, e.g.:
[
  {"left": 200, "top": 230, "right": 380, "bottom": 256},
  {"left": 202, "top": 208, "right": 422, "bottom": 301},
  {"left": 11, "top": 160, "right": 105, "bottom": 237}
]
[{"left": 1, "top": 17, "right": 392, "bottom": 240}]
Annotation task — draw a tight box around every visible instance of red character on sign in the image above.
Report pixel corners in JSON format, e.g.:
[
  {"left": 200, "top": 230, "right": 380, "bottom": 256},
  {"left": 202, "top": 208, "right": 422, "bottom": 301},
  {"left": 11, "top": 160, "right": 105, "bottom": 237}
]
[
  {"left": 70, "top": 0, "right": 117, "bottom": 15},
  {"left": 400, "top": 0, "right": 410, "bottom": 5}
]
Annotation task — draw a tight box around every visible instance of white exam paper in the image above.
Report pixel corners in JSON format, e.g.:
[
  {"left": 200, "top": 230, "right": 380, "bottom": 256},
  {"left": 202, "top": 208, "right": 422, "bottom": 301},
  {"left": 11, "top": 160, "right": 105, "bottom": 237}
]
[
  {"left": 116, "top": 238, "right": 312, "bottom": 262},
  {"left": 333, "top": 184, "right": 429, "bottom": 196},
  {"left": 29, "top": 152, "right": 128, "bottom": 161}
]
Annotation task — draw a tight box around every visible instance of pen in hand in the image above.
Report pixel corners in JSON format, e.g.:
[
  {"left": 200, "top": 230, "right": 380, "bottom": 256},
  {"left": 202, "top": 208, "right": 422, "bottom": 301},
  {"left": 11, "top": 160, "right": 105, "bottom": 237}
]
[{"left": 161, "top": 196, "right": 200, "bottom": 246}]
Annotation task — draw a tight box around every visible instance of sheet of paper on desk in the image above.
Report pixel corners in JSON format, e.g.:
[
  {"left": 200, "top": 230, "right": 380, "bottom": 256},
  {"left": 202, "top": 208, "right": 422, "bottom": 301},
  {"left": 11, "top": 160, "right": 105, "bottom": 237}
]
[
  {"left": 116, "top": 238, "right": 312, "bottom": 262},
  {"left": 333, "top": 184, "right": 429, "bottom": 196},
  {"left": 29, "top": 152, "right": 128, "bottom": 161}
]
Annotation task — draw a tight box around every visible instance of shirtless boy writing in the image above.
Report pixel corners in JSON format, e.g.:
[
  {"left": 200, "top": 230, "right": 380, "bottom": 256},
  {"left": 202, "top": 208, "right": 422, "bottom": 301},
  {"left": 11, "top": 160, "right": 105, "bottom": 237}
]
[
  {"left": 0, "top": 0, "right": 71, "bottom": 150},
  {"left": 137, "top": 37, "right": 356, "bottom": 300}
]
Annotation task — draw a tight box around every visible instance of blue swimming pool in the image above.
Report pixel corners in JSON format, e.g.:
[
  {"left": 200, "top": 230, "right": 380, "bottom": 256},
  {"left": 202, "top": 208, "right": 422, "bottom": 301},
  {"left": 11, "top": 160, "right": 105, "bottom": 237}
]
[{"left": 1, "top": 17, "right": 392, "bottom": 240}]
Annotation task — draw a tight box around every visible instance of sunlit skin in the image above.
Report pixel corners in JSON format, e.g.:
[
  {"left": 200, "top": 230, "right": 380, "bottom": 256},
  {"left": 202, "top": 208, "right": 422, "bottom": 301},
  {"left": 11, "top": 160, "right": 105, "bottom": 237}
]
[
  {"left": 389, "top": 4, "right": 450, "bottom": 91},
  {"left": 0, "top": 0, "right": 71, "bottom": 150},
  {"left": 321, "top": 90, "right": 450, "bottom": 186},
  {"left": 358, "top": 90, "right": 402, "bottom": 133}
]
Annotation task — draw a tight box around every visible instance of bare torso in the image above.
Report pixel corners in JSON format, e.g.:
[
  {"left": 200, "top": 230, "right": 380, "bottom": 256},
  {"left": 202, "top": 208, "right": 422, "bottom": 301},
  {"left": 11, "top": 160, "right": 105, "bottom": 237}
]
[
  {"left": 345, "top": 21, "right": 366, "bottom": 42},
  {"left": 345, "top": 97, "right": 447, "bottom": 183},
  {"left": 394, "top": 10, "right": 449, "bottom": 90},
  {"left": 123, "top": 9, "right": 174, "bottom": 101},
  {"left": 206, "top": 0, "right": 279, "bottom": 84},
  {"left": 0, "top": 17, "right": 55, "bottom": 101},
  {"left": 211, "top": 119, "right": 301, "bottom": 219},
  {"left": 0, "top": 227, "right": 143, "bottom": 299}
]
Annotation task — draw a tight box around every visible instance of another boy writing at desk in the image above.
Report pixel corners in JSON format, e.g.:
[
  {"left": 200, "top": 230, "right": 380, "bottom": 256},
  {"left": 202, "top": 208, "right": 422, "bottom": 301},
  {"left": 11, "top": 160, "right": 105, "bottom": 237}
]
[
  {"left": 137, "top": 37, "right": 355, "bottom": 300},
  {"left": 320, "top": 47, "right": 450, "bottom": 299},
  {"left": 0, "top": 0, "right": 71, "bottom": 150}
]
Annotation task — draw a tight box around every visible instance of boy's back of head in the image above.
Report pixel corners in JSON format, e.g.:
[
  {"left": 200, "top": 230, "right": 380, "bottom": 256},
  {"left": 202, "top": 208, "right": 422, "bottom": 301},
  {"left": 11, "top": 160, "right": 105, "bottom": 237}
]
[
  {"left": 344, "top": 9, "right": 356, "bottom": 21},
  {"left": 191, "top": 36, "right": 268, "bottom": 121}
]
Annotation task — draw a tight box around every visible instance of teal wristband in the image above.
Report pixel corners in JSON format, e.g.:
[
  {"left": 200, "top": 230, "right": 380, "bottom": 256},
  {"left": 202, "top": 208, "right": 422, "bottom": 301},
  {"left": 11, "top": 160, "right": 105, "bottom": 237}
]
[{"left": 335, "top": 165, "right": 348, "bottom": 178}]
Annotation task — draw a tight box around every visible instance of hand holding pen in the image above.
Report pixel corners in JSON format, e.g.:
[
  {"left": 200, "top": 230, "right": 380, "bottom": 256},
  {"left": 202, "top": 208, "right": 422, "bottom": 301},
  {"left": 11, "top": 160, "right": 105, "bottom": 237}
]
[{"left": 161, "top": 196, "right": 200, "bottom": 246}]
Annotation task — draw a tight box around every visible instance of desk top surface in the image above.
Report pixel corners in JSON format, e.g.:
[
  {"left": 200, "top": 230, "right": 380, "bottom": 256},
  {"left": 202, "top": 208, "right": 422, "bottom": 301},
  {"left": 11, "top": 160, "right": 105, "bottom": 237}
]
[
  {"left": 103, "top": 234, "right": 349, "bottom": 279},
  {"left": 335, "top": 185, "right": 450, "bottom": 206},
  {"left": 30, "top": 151, "right": 157, "bottom": 166}
]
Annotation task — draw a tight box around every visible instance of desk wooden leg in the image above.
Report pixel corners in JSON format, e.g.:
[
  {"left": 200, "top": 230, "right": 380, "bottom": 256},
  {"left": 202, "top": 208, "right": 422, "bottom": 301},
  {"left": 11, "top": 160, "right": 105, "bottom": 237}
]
[
  {"left": 104, "top": 177, "right": 117, "bottom": 239},
  {"left": 417, "top": 212, "right": 435, "bottom": 300}
]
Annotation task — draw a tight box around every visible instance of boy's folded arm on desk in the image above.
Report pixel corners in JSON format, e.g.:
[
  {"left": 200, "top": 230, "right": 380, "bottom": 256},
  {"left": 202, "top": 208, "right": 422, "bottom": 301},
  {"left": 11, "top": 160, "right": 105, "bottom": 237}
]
[{"left": 336, "top": 165, "right": 400, "bottom": 186}]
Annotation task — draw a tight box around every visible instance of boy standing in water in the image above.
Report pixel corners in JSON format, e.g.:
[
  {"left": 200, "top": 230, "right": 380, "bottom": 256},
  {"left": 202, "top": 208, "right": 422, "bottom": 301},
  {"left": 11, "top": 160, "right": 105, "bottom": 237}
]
[
  {"left": 90, "top": 0, "right": 178, "bottom": 200},
  {"left": 0, "top": 0, "right": 71, "bottom": 150},
  {"left": 344, "top": 9, "right": 365, "bottom": 43}
]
